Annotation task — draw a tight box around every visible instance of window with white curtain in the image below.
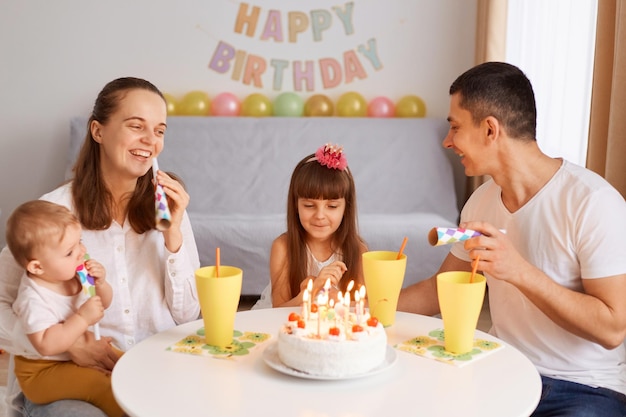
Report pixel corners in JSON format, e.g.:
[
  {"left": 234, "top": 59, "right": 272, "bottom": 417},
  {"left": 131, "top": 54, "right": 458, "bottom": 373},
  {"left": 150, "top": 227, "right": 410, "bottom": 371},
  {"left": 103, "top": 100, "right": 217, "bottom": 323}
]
[{"left": 506, "top": 0, "right": 598, "bottom": 166}]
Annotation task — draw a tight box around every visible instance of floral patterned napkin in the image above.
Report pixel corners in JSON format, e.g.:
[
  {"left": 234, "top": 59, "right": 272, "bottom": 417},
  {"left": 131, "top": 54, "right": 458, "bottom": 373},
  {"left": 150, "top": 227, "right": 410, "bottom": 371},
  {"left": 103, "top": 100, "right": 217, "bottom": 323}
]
[
  {"left": 394, "top": 328, "right": 503, "bottom": 367},
  {"left": 167, "top": 328, "right": 271, "bottom": 360}
]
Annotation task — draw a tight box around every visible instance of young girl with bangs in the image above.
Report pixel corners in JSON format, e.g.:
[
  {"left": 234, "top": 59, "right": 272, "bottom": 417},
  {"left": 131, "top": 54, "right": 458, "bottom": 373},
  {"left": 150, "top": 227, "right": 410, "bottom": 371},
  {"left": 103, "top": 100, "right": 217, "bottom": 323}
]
[{"left": 253, "top": 144, "right": 368, "bottom": 309}]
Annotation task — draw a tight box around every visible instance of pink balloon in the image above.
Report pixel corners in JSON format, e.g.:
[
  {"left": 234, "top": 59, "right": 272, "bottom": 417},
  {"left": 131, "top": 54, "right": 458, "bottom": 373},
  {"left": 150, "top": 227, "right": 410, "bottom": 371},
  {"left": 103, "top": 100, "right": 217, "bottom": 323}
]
[
  {"left": 210, "top": 92, "right": 241, "bottom": 116},
  {"left": 367, "top": 96, "right": 395, "bottom": 118}
]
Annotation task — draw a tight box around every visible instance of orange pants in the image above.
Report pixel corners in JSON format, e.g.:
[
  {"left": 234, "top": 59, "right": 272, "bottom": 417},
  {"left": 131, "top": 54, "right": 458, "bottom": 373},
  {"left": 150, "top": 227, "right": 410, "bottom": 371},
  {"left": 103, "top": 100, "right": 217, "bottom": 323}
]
[{"left": 14, "top": 355, "right": 124, "bottom": 417}]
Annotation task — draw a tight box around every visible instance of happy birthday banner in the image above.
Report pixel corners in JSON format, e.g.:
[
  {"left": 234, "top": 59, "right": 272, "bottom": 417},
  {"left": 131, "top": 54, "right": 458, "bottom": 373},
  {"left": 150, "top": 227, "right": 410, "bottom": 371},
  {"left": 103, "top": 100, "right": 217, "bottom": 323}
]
[{"left": 208, "top": 2, "right": 382, "bottom": 92}]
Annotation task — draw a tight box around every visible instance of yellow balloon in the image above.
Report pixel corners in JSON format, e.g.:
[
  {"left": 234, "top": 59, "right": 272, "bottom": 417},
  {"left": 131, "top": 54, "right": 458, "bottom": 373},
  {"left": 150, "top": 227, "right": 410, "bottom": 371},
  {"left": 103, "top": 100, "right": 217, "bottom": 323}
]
[
  {"left": 395, "top": 95, "right": 427, "bottom": 118},
  {"left": 179, "top": 91, "right": 211, "bottom": 116},
  {"left": 241, "top": 93, "right": 273, "bottom": 117},
  {"left": 336, "top": 92, "right": 367, "bottom": 117},
  {"left": 304, "top": 94, "right": 334, "bottom": 117},
  {"left": 163, "top": 93, "right": 179, "bottom": 116}
]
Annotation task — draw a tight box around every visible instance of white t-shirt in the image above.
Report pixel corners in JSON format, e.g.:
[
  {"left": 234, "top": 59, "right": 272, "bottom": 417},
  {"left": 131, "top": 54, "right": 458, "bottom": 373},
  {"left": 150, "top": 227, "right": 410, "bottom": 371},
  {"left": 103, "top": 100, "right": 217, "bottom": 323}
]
[
  {"left": 0, "top": 182, "right": 201, "bottom": 415},
  {"left": 13, "top": 275, "right": 92, "bottom": 361},
  {"left": 451, "top": 159, "right": 626, "bottom": 395}
]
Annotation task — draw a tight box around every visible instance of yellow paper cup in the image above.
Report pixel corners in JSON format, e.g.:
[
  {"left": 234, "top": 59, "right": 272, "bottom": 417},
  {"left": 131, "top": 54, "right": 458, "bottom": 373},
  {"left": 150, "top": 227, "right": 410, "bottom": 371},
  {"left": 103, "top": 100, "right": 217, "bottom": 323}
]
[
  {"left": 437, "top": 271, "right": 486, "bottom": 354},
  {"left": 362, "top": 251, "right": 407, "bottom": 327},
  {"left": 195, "top": 266, "right": 242, "bottom": 347}
]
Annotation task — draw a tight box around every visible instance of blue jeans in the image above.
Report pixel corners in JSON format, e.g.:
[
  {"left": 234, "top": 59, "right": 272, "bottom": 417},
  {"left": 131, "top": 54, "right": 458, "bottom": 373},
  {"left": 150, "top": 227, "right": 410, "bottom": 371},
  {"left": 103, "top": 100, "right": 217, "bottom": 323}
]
[
  {"left": 22, "top": 397, "right": 106, "bottom": 417},
  {"left": 532, "top": 376, "right": 626, "bottom": 417}
]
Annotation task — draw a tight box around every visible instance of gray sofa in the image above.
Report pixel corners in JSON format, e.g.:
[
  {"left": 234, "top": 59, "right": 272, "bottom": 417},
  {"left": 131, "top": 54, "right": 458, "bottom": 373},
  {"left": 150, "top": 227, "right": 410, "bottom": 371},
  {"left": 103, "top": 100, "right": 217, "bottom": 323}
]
[{"left": 68, "top": 117, "right": 466, "bottom": 295}]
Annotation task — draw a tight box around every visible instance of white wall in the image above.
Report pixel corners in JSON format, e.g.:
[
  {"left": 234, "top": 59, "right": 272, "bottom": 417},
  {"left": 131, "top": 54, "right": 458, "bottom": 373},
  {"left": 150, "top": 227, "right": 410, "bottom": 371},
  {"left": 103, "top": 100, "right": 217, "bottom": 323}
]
[{"left": 0, "top": 0, "right": 476, "bottom": 246}]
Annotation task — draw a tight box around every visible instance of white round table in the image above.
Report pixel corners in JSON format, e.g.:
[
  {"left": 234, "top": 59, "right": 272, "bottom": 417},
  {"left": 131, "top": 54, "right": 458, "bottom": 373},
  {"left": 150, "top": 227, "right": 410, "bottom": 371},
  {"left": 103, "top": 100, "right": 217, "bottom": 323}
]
[{"left": 112, "top": 308, "right": 541, "bottom": 417}]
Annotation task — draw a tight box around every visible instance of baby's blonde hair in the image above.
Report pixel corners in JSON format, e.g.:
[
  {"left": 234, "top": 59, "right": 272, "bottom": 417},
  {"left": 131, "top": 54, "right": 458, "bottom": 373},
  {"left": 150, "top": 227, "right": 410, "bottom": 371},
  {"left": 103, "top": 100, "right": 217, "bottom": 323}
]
[{"left": 5, "top": 200, "right": 79, "bottom": 268}]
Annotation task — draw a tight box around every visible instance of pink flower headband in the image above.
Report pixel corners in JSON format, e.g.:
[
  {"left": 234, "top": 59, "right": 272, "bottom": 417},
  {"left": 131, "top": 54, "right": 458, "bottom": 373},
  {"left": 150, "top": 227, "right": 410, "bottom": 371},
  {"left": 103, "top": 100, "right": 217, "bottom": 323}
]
[{"left": 312, "top": 143, "right": 348, "bottom": 171}]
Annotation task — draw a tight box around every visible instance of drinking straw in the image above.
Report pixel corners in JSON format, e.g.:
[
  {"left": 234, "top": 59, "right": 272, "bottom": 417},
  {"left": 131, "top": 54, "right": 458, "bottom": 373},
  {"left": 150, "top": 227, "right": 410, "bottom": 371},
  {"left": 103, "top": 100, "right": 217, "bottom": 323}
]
[
  {"left": 76, "top": 254, "right": 100, "bottom": 340},
  {"left": 215, "top": 247, "right": 220, "bottom": 278},
  {"left": 470, "top": 255, "right": 480, "bottom": 283},
  {"left": 397, "top": 236, "right": 408, "bottom": 260},
  {"left": 152, "top": 158, "right": 172, "bottom": 231}
]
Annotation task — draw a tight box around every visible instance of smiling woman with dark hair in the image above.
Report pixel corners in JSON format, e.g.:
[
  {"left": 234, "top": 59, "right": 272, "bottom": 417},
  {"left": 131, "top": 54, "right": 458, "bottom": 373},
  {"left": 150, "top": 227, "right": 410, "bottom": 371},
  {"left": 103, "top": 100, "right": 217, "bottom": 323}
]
[{"left": 0, "top": 77, "right": 200, "bottom": 417}]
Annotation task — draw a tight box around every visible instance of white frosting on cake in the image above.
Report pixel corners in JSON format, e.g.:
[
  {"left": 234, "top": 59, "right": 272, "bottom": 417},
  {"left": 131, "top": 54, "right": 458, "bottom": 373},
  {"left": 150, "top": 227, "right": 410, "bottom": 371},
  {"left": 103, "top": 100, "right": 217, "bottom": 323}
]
[{"left": 277, "top": 310, "right": 387, "bottom": 377}]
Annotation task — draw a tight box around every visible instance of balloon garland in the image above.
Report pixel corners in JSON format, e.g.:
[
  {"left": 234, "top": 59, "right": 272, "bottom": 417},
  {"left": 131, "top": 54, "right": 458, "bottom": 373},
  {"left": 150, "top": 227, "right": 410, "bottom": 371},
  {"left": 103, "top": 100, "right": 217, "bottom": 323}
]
[{"left": 165, "top": 91, "right": 426, "bottom": 118}]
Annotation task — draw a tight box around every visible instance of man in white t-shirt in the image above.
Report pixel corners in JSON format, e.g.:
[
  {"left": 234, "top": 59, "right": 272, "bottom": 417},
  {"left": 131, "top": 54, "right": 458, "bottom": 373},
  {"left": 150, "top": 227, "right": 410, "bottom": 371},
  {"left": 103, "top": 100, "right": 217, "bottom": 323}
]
[{"left": 398, "top": 61, "right": 626, "bottom": 416}]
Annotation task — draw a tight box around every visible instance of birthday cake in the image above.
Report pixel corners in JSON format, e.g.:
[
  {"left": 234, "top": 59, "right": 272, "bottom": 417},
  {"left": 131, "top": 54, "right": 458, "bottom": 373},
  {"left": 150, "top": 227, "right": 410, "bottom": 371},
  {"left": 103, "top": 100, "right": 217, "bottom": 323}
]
[{"left": 277, "top": 309, "right": 387, "bottom": 377}]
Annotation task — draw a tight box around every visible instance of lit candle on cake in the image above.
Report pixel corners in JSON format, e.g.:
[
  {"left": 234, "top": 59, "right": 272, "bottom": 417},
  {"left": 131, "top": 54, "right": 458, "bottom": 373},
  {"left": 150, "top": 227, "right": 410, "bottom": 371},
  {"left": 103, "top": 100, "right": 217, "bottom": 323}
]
[
  {"left": 329, "top": 298, "right": 337, "bottom": 328},
  {"left": 359, "top": 285, "right": 366, "bottom": 322},
  {"left": 346, "top": 280, "right": 355, "bottom": 297},
  {"left": 336, "top": 291, "right": 344, "bottom": 317},
  {"left": 302, "top": 290, "right": 309, "bottom": 321},
  {"left": 323, "top": 278, "right": 331, "bottom": 308},
  {"left": 355, "top": 290, "right": 361, "bottom": 324},
  {"left": 305, "top": 279, "right": 313, "bottom": 320},
  {"left": 343, "top": 289, "right": 350, "bottom": 334},
  {"left": 318, "top": 290, "right": 328, "bottom": 314},
  {"left": 346, "top": 280, "right": 355, "bottom": 313},
  {"left": 316, "top": 290, "right": 327, "bottom": 338}
]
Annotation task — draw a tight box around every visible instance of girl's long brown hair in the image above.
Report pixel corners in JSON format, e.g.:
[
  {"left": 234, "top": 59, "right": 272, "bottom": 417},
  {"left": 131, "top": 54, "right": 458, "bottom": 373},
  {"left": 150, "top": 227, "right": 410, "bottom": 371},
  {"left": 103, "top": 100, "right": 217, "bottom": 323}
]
[
  {"left": 285, "top": 153, "right": 365, "bottom": 298},
  {"left": 71, "top": 77, "right": 169, "bottom": 233}
]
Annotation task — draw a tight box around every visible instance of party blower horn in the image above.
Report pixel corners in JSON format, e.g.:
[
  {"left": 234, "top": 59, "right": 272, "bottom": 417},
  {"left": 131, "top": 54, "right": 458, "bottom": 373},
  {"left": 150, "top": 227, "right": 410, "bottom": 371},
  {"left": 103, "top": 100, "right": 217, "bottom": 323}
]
[
  {"left": 76, "top": 254, "right": 100, "bottom": 340},
  {"left": 428, "top": 227, "right": 506, "bottom": 246},
  {"left": 152, "top": 158, "right": 172, "bottom": 231},
  {"left": 428, "top": 227, "right": 482, "bottom": 246}
]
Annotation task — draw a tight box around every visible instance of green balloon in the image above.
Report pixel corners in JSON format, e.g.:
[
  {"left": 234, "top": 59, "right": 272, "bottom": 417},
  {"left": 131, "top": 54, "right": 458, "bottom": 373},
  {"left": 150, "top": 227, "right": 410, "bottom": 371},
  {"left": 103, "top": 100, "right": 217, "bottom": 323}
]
[{"left": 273, "top": 92, "right": 304, "bottom": 117}]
